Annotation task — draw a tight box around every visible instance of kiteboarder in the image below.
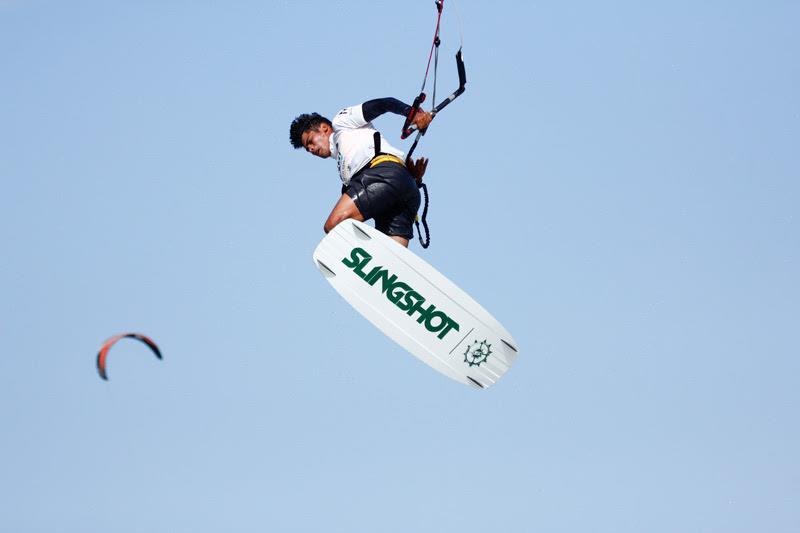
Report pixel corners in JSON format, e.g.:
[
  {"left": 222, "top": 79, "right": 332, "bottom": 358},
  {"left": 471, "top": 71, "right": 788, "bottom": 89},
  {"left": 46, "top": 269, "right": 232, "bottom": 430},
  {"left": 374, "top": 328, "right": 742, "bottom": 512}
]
[{"left": 290, "top": 98, "right": 432, "bottom": 248}]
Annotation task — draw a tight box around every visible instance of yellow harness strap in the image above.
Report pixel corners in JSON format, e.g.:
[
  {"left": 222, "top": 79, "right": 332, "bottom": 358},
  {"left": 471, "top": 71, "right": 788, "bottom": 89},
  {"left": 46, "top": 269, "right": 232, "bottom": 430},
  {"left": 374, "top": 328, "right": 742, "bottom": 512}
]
[{"left": 370, "top": 154, "right": 405, "bottom": 168}]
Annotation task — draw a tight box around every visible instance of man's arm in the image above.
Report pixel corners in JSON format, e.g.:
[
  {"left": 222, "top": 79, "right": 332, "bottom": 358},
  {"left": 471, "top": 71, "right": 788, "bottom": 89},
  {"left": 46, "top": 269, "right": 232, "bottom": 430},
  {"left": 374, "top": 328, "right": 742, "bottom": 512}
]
[
  {"left": 362, "top": 97, "right": 434, "bottom": 132},
  {"left": 362, "top": 97, "right": 412, "bottom": 123}
]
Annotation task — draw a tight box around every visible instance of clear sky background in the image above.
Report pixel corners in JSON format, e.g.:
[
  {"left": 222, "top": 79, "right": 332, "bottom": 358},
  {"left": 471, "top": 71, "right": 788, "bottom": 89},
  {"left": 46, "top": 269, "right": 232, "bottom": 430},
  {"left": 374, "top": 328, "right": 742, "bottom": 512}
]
[{"left": 1, "top": 1, "right": 798, "bottom": 532}]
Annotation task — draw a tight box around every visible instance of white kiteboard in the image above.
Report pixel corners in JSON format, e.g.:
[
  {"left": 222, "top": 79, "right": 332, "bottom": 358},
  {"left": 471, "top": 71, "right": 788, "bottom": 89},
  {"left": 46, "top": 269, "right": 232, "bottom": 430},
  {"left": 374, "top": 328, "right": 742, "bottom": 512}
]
[{"left": 312, "top": 219, "right": 519, "bottom": 389}]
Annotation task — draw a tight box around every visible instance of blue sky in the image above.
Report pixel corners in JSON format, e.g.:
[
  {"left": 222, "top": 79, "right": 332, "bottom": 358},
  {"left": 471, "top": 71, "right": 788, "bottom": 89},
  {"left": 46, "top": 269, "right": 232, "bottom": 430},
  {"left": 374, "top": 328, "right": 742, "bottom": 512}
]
[{"left": 1, "top": 1, "right": 798, "bottom": 532}]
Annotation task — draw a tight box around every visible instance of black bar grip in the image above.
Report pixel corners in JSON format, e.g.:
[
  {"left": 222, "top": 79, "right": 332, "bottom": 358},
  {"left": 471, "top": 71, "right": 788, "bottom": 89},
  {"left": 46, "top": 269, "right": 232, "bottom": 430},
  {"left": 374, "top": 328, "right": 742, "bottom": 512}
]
[
  {"left": 456, "top": 49, "right": 466, "bottom": 87},
  {"left": 431, "top": 49, "right": 466, "bottom": 115}
]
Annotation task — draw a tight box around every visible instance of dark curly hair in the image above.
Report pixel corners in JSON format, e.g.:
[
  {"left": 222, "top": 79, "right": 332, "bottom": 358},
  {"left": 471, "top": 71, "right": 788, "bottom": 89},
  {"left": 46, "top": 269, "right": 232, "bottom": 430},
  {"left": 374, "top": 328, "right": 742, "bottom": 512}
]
[{"left": 289, "top": 113, "right": 332, "bottom": 149}]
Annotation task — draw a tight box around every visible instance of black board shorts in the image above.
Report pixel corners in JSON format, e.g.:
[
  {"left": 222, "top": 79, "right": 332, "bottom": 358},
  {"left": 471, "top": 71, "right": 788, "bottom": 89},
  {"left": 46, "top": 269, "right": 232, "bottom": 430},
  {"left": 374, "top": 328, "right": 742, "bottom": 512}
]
[{"left": 346, "top": 161, "right": 421, "bottom": 240}]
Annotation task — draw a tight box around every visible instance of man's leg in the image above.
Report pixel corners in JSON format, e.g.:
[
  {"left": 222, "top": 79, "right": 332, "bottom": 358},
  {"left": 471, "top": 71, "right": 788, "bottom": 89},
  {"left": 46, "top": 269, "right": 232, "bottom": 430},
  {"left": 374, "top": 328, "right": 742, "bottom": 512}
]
[
  {"left": 389, "top": 236, "right": 409, "bottom": 247},
  {"left": 323, "top": 193, "right": 410, "bottom": 248},
  {"left": 323, "top": 193, "right": 365, "bottom": 234}
]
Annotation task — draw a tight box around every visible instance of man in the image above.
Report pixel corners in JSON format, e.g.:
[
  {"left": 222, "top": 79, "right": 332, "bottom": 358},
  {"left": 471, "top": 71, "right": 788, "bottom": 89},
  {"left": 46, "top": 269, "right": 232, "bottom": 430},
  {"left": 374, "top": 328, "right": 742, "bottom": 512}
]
[{"left": 289, "top": 98, "right": 432, "bottom": 248}]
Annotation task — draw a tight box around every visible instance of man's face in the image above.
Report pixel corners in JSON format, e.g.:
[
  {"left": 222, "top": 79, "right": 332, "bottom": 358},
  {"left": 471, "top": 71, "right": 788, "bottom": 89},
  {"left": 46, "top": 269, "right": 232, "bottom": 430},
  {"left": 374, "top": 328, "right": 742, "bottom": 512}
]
[{"left": 301, "top": 124, "right": 332, "bottom": 158}]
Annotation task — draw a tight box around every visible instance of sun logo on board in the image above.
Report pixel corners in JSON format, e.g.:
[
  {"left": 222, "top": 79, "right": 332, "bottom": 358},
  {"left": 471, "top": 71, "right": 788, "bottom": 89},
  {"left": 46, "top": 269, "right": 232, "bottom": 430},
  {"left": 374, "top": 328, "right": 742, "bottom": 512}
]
[{"left": 463, "top": 340, "right": 492, "bottom": 367}]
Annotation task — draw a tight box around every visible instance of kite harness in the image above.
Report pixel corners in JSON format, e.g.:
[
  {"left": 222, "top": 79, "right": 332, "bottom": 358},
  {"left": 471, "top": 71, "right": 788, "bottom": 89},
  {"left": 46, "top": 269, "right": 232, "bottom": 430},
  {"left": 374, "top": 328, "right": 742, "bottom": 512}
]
[{"left": 402, "top": 0, "right": 466, "bottom": 249}]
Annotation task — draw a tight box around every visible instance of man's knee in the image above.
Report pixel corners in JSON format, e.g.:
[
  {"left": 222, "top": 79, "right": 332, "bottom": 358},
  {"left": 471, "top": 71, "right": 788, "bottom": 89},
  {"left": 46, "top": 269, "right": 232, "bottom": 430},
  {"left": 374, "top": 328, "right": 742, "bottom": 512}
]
[
  {"left": 324, "top": 214, "right": 346, "bottom": 233},
  {"left": 324, "top": 195, "right": 365, "bottom": 233}
]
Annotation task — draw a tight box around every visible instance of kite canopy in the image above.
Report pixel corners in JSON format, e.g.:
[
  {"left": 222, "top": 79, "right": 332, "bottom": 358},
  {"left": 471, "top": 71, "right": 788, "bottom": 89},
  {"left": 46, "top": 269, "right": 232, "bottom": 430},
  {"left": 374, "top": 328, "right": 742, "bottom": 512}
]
[{"left": 96, "top": 333, "right": 162, "bottom": 381}]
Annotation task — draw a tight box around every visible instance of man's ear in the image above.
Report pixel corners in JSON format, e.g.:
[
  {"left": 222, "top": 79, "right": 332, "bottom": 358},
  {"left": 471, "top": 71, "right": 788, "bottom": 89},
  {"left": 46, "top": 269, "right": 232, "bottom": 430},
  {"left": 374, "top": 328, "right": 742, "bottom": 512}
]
[{"left": 320, "top": 122, "right": 333, "bottom": 134}]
